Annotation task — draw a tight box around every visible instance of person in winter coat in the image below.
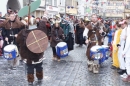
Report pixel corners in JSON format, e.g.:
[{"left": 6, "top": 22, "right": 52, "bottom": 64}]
[
  {"left": 75, "top": 20, "right": 85, "bottom": 47},
  {"left": 111, "top": 21, "right": 122, "bottom": 69},
  {"left": 50, "top": 21, "right": 64, "bottom": 62}
]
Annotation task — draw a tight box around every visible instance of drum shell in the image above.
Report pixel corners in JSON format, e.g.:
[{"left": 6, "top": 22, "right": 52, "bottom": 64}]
[
  {"left": 90, "top": 45, "right": 110, "bottom": 64},
  {"left": 4, "top": 49, "right": 16, "bottom": 60},
  {"left": 90, "top": 48, "right": 104, "bottom": 60},
  {"left": 56, "top": 42, "right": 68, "bottom": 58},
  {"left": 102, "top": 45, "right": 110, "bottom": 60}
]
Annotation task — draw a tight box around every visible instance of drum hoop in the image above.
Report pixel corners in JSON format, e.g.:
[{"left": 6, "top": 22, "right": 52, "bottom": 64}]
[{"left": 4, "top": 44, "right": 16, "bottom": 52}]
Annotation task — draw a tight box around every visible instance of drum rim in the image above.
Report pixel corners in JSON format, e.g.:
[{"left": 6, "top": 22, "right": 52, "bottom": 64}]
[
  {"left": 90, "top": 46, "right": 103, "bottom": 51},
  {"left": 4, "top": 45, "right": 16, "bottom": 52}
]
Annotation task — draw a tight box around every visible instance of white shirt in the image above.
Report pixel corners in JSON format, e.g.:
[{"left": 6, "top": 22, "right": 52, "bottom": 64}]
[
  {"left": 83, "top": 27, "right": 89, "bottom": 39},
  {"left": 122, "top": 25, "right": 130, "bottom": 57}
]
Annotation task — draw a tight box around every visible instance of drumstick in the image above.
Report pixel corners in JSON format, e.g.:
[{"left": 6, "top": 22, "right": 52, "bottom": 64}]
[
  {"left": 10, "top": 34, "right": 15, "bottom": 37},
  {"left": 7, "top": 41, "right": 9, "bottom": 45}
]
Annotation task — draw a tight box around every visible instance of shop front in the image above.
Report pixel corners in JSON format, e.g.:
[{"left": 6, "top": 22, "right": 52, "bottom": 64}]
[
  {"left": 59, "top": 6, "right": 65, "bottom": 17},
  {"left": 46, "top": 6, "right": 59, "bottom": 18},
  {"left": 66, "top": 7, "right": 77, "bottom": 15}
]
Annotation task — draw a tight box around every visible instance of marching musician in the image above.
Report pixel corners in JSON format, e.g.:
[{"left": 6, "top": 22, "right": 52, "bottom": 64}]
[
  {"left": 84, "top": 14, "right": 106, "bottom": 73},
  {"left": 0, "top": 13, "right": 24, "bottom": 69},
  {"left": 16, "top": 16, "right": 47, "bottom": 85},
  {"left": 50, "top": 20, "right": 64, "bottom": 62},
  {"left": 37, "top": 15, "right": 48, "bottom": 35}
]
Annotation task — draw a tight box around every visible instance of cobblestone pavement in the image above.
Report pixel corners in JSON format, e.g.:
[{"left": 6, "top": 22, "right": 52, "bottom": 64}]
[{"left": 0, "top": 43, "right": 130, "bottom": 86}]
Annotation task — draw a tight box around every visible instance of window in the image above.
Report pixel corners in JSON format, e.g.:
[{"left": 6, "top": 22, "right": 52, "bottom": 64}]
[
  {"left": 53, "top": 0, "right": 57, "bottom": 6},
  {"left": 60, "top": 0, "right": 65, "bottom": 6},
  {"left": 47, "top": 0, "right": 52, "bottom": 5},
  {"left": 125, "top": 1, "right": 130, "bottom": 9}
]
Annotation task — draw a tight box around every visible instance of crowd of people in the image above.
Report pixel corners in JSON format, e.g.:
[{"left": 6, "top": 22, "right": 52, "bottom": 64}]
[{"left": 1, "top": 8, "right": 130, "bottom": 85}]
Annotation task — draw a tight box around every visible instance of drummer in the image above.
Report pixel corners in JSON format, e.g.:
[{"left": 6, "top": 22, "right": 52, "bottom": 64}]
[
  {"left": 50, "top": 20, "right": 65, "bottom": 62},
  {"left": 16, "top": 17, "right": 47, "bottom": 85},
  {"left": 0, "top": 13, "right": 25, "bottom": 69},
  {"left": 84, "top": 14, "right": 106, "bottom": 73}
]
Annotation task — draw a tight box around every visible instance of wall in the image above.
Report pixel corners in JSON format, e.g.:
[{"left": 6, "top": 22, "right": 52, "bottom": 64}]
[
  {"left": 105, "top": 1, "right": 124, "bottom": 18},
  {"left": 0, "top": 0, "right": 8, "bottom": 16}
]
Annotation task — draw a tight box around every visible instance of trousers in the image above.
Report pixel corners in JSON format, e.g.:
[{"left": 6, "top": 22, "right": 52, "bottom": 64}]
[
  {"left": 26, "top": 62, "right": 43, "bottom": 74},
  {"left": 125, "top": 57, "right": 130, "bottom": 75},
  {"left": 118, "top": 52, "right": 125, "bottom": 70}
]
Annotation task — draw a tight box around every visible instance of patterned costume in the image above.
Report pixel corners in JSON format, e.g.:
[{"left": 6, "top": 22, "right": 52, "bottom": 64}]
[{"left": 84, "top": 20, "right": 106, "bottom": 73}]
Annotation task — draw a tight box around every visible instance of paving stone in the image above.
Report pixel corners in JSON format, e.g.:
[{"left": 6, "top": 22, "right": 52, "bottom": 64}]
[{"left": 0, "top": 42, "right": 130, "bottom": 86}]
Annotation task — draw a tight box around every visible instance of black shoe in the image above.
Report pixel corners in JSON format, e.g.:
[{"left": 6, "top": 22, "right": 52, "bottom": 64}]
[
  {"left": 118, "top": 69, "right": 126, "bottom": 75},
  {"left": 111, "top": 65, "right": 117, "bottom": 69},
  {"left": 34, "top": 79, "right": 42, "bottom": 86}
]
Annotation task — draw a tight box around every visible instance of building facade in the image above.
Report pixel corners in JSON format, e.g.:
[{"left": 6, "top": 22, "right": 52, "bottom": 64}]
[
  {"left": 105, "top": 0, "right": 124, "bottom": 19},
  {"left": 0, "top": 0, "right": 78, "bottom": 18}
]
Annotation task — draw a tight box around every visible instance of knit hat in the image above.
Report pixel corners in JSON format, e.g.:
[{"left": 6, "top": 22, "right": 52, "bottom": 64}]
[{"left": 119, "top": 20, "right": 126, "bottom": 25}]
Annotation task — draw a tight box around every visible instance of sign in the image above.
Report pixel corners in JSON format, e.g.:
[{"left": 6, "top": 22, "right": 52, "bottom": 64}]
[
  {"left": 46, "top": 6, "right": 58, "bottom": 12},
  {"left": 86, "top": 7, "right": 91, "bottom": 13},
  {"left": 59, "top": 7, "right": 65, "bottom": 13},
  {"left": 66, "top": 7, "right": 77, "bottom": 15}
]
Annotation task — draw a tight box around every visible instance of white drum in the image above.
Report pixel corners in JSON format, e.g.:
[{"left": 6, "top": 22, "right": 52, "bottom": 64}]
[
  {"left": 90, "top": 45, "right": 104, "bottom": 60},
  {"left": 4, "top": 45, "right": 17, "bottom": 60},
  {"left": 56, "top": 42, "right": 68, "bottom": 58}
]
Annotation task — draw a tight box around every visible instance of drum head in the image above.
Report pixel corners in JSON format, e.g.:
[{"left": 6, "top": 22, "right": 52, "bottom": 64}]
[
  {"left": 26, "top": 29, "right": 48, "bottom": 53},
  {"left": 57, "top": 42, "right": 67, "bottom": 47},
  {"left": 102, "top": 45, "right": 109, "bottom": 48},
  {"left": 4, "top": 45, "right": 15, "bottom": 52},
  {"left": 90, "top": 45, "right": 102, "bottom": 52}
]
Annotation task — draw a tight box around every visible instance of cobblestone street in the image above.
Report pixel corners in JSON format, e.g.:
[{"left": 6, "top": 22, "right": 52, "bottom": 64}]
[{"left": 0, "top": 43, "right": 130, "bottom": 86}]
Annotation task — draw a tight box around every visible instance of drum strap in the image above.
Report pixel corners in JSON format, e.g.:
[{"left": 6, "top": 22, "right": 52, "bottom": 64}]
[
  {"left": 91, "top": 30, "right": 98, "bottom": 45},
  {"left": 94, "top": 32, "right": 98, "bottom": 45},
  {"left": 9, "top": 22, "right": 14, "bottom": 44},
  {"left": 55, "top": 29, "right": 59, "bottom": 40},
  {"left": 92, "top": 23, "right": 99, "bottom": 45}
]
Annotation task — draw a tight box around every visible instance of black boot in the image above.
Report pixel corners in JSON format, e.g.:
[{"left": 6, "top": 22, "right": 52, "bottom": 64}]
[{"left": 118, "top": 69, "right": 126, "bottom": 75}]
